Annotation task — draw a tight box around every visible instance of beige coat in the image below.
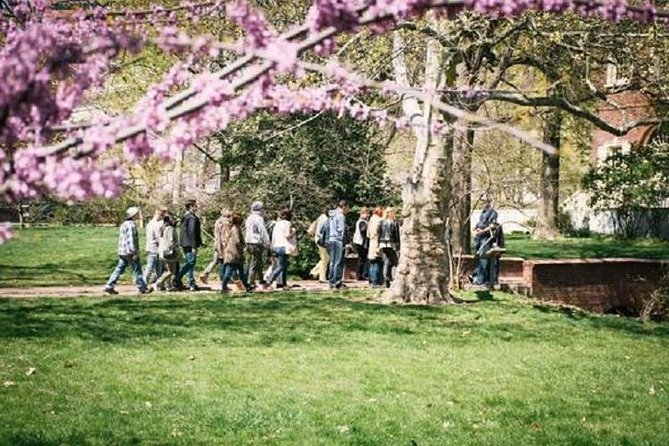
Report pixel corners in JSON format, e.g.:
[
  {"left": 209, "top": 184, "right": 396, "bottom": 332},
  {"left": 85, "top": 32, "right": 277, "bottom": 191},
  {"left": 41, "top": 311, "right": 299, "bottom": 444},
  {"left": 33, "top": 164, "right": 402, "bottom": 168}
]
[
  {"left": 215, "top": 217, "right": 244, "bottom": 264},
  {"left": 367, "top": 214, "right": 382, "bottom": 260}
]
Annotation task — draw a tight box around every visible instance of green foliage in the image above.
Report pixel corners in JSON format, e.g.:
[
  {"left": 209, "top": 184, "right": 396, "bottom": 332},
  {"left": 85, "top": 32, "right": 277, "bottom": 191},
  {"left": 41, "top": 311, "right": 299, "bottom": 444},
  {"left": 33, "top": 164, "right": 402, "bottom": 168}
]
[
  {"left": 582, "top": 141, "right": 669, "bottom": 237},
  {"left": 1, "top": 292, "right": 668, "bottom": 445},
  {"left": 202, "top": 112, "right": 400, "bottom": 275}
]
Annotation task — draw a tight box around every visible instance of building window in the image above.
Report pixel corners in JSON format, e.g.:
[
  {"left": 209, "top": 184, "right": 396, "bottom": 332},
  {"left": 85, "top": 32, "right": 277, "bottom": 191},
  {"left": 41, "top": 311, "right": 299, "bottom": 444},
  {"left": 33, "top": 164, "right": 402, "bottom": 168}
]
[{"left": 597, "top": 140, "right": 630, "bottom": 165}]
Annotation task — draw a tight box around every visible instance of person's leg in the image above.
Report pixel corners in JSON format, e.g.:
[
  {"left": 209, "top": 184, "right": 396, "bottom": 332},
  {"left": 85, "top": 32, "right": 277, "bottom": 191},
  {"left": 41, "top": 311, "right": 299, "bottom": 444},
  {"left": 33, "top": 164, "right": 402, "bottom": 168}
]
[
  {"left": 355, "top": 245, "right": 365, "bottom": 280},
  {"left": 382, "top": 248, "right": 393, "bottom": 287},
  {"left": 489, "top": 257, "right": 500, "bottom": 286},
  {"left": 328, "top": 241, "right": 343, "bottom": 288},
  {"left": 335, "top": 242, "right": 345, "bottom": 286},
  {"left": 143, "top": 253, "right": 154, "bottom": 284},
  {"left": 267, "top": 247, "right": 285, "bottom": 285},
  {"left": 155, "top": 260, "right": 169, "bottom": 290},
  {"left": 176, "top": 249, "right": 197, "bottom": 288},
  {"left": 246, "top": 244, "right": 261, "bottom": 287},
  {"left": 281, "top": 255, "right": 289, "bottom": 287},
  {"left": 130, "top": 256, "right": 148, "bottom": 291},
  {"left": 318, "top": 245, "right": 329, "bottom": 282},
  {"left": 201, "top": 251, "right": 219, "bottom": 283},
  {"left": 187, "top": 250, "right": 198, "bottom": 288},
  {"left": 220, "top": 263, "right": 234, "bottom": 292},
  {"left": 105, "top": 256, "right": 128, "bottom": 291},
  {"left": 235, "top": 262, "right": 251, "bottom": 290},
  {"left": 473, "top": 256, "right": 489, "bottom": 285}
]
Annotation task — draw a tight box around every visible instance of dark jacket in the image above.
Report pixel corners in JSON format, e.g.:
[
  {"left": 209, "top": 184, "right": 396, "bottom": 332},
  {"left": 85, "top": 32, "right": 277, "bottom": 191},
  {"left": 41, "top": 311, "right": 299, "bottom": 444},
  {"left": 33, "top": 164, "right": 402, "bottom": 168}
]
[
  {"left": 180, "top": 211, "right": 202, "bottom": 248},
  {"left": 378, "top": 219, "right": 400, "bottom": 249}
]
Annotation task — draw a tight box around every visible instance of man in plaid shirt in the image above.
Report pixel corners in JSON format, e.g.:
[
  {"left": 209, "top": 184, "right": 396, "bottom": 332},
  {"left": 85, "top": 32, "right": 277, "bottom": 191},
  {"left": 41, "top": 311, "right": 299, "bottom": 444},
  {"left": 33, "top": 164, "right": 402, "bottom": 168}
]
[{"left": 103, "top": 207, "right": 152, "bottom": 295}]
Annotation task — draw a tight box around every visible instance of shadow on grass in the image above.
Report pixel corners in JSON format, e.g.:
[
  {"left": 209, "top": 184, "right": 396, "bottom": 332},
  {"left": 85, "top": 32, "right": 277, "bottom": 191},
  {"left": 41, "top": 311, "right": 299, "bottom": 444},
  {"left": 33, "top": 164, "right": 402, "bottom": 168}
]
[{"left": 1, "top": 292, "right": 668, "bottom": 345}]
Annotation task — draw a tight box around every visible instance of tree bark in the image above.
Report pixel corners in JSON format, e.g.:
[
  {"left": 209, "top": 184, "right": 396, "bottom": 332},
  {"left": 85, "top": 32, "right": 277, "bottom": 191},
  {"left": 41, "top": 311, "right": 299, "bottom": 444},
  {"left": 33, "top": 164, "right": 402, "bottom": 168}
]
[
  {"left": 384, "top": 21, "right": 452, "bottom": 304},
  {"left": 449, "top": 124, "right": 474, "bottom": 254},
  {"left": 534, "top": 111, "right": 562, "bottom": 239},
  {"left": 384, "top": 132, "right": 453, "bottom": 304}
]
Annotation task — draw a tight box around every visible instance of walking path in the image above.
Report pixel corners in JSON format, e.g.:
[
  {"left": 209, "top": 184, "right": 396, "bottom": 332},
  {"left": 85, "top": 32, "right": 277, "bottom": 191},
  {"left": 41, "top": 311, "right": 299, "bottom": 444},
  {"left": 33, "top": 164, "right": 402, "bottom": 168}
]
[{"left": 0, "top": 280, "right": 371, "bottom": 298}]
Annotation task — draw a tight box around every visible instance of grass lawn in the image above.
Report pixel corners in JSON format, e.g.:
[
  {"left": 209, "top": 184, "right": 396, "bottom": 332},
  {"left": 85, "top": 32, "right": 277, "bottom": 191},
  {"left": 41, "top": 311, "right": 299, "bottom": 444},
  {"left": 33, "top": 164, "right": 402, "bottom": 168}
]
[
  {"left": 1, "top": 226, "right": 669, "bottom": 289},
  {"left": 0, "top": 291, "right": 668, "bottom": 445},
  {"left": 0, "top": 226, "right": 215, "bottom": 288}
]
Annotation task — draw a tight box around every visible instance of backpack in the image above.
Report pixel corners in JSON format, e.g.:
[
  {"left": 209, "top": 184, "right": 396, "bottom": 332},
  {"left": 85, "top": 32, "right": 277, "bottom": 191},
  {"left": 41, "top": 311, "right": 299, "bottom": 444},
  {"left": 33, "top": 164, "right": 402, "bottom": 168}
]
[{"left": 317, "top": 217, "right": 330, "bottom": 247}]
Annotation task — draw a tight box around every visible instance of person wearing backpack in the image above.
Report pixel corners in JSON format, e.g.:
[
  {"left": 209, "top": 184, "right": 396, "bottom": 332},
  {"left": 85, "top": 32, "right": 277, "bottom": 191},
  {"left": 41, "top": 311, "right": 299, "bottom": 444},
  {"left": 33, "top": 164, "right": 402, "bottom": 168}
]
[
  {"left": 154, "top": 214, "right": 179, "bottom": 291},
  {"left": 308, "top": 206, "right": 330, "bottom": 283},
  {"left": 327, "top": 200, "right": 349, "bottom": 290}
]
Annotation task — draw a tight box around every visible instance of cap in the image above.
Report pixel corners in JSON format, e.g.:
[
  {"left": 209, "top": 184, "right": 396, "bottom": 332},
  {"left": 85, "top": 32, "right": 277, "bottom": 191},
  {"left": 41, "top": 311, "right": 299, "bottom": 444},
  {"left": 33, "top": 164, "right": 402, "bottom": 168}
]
[
  {"left": 251, "top": 201, "right": 263, "bottom": 212},
  {"left": 125, "top": 206, "right": 140, "bottom": 219}
]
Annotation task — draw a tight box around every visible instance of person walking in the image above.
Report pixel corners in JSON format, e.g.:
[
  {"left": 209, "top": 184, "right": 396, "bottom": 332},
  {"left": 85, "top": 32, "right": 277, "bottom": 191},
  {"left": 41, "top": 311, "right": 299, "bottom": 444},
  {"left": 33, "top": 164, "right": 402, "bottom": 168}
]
[
  {"left": 154, "top": 214, "right": 179, "bottom": 291},
  {"left": 103, "top": 206, "right": 152, "bottom": 295},
  {"left": 352, "top": 207, "right": 370, "bottom": 281},
  {"left": 308, "top": 206, "right": 330, "bottom": 282},
  {"left": 266, "top": 208, "right": 295, "bottom": 289},
  {"left": 218, "top": 212, "right": 252, "bottom": 293},
  {"left": 245, "top": 201, "right": 271, "bottom": 289},
  {"left": 367, "top": 207, "right": 384, "bottom": 287},
  {"left": 173, "top": 199, "right": 202, "bottom": 291},
  {"left": 200, "top": 207, "right": 231, "bottom": 285},
  {"left": 143, "top": 206, "right": 167, "bottom": 284},
  {"left": 327, "top": 200, "right": 349, "bottom": 290},
  {"left": 379, "top": 207, "right": 400, "bottom": 288}
]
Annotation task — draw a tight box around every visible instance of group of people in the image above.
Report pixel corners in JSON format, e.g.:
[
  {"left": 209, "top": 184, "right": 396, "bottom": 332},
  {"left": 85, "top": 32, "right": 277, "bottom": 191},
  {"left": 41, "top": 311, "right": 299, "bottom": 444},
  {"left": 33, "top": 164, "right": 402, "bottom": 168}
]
[
  {"left": 102, "top": 195, "right": 502, "bottom": 295},
  {"left": 308, "top": 203, "right": 401, "bottom": 289},
  {"left": 102, "top": 198, "right": 402, "bottom": 295}
]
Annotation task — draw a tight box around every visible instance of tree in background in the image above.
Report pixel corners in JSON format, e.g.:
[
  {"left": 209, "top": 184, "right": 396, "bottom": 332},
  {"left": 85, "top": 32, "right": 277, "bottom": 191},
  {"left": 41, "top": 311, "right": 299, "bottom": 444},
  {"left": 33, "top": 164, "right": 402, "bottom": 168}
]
[{"left": 583, "top": 140, "right": 669, "bottom": 238}]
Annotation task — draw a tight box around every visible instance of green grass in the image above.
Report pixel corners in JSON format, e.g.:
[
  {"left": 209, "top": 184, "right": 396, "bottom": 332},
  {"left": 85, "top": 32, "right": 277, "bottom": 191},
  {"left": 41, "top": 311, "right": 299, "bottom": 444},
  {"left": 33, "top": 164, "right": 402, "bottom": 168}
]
[
  {"left": 0, "top": 291, "right": 668, "bottom": 445},
  {"left": 0, "top": 226, "right": 215, "bottom": 288},
  {"left": 505, "top": 233, "right": 669, "bottom": 260},
  {"left": 1, "top": 227, "right": 669, "bottom": 288}
]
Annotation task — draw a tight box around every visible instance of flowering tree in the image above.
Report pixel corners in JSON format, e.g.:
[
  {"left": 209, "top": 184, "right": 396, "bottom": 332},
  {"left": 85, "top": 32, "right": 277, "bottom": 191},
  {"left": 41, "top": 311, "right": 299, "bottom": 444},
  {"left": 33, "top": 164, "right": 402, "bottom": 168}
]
[{"left": 1, "top": 0, "right": 667, "bottom": 301}]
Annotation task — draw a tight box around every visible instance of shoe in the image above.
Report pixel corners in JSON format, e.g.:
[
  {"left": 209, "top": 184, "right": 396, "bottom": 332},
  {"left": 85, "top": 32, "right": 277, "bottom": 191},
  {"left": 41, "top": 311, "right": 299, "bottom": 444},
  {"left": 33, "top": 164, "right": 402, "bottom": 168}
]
[
  {"left": 335, "top": 283, "right": 348, "bottom": 290},
  {"left": 140, "top": 287, "right": 153, "bottom": 294},
  {"left": 189, "top": 285, "right": 200, "bottom": 292},
  {"left": 172, "top": 282, "right": 185, "bottom": 291},
  {"left": 199, "top": 274, "right": 208, "bottom": 285},
  {"left": 103, "top": 287, "right": 118, "bottom": 295}
]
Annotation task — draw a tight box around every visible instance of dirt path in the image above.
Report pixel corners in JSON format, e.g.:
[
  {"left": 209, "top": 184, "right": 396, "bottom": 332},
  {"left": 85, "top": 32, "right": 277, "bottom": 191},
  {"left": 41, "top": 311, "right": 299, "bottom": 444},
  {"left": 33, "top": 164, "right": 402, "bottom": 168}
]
[{"left": 0, "top": 280, "right": 370, "bottom": 298}]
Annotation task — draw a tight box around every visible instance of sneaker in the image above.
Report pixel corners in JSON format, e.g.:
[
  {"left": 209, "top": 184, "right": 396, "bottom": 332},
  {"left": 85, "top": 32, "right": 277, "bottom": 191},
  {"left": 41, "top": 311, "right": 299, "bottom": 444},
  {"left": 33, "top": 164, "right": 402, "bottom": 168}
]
[
  {"left": 103, "top": 287, "right": 118, "bottom": 295},
  {"left": 140, "top": 287, "right": 153, "bottom": 294},
  {"left": 199, "top": 274, "right": 208, "bottom": 285},
  {"left": 189, "top": 285, "right": 200, "bottom": 292}
]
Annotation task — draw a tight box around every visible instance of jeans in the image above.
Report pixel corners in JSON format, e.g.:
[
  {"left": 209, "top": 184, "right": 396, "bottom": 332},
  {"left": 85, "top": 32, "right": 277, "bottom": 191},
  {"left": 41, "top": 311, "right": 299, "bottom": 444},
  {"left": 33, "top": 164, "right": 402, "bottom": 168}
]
[
  {"left": 155, "top": 259, "right": 179, "bottom": 290},
  {"left": 174, "top": 247, "right": 197, "bottom": 287},
  {"left": 474, "top": 253, "right": 500, "bottom": 286},
  {"left": 368, "top": 258, "right": 383, "bottom": 286},
  {"left": 106, "top": 255, "right": 147, "bottom": 291},
  {"left": 354, "top": 244, "right": 368, "bottom": 280},
  {"left": 143, "top": 252, "right": 162, "bottom": 284},
  {"left": 382, "top": 247, "right": 398, "bottom": 286},
  {"left": 219, "top": 262, "right": 250, "bottom": 292},
  {"left": 267, "top": 247, "right": 288, "bottom": 286},
  {"left": 246, "top": 243, "right": 266, "bottom": 286},
  {"left": 328, "top": 240, "right": 344, "bottom": 287}
]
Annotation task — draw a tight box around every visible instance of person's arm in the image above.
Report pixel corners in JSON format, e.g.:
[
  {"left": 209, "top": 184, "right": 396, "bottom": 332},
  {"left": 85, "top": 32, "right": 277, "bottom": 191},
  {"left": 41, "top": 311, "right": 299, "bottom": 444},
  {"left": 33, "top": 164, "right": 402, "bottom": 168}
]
[
  {"left": 129, "top": 224, "right": 139, "bottom": 257},
  {"left": 260, "top": 218, "right": 271, "bottom": 247}
]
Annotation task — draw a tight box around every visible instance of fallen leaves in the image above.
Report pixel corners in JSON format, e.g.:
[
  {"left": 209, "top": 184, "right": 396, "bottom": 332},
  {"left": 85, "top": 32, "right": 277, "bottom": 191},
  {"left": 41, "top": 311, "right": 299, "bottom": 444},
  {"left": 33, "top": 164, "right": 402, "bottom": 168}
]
[
  {"left": 25, "top": 367, "right": 36, "bottom": 376},
  {"left": 3, "top": 381, "right": 15, "bottom": 387}
]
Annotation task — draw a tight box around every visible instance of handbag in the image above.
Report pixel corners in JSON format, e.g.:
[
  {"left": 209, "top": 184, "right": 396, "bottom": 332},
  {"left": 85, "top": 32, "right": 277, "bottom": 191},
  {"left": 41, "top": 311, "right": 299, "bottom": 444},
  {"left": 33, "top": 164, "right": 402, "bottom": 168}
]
[{"left": 286, "top": 235, "right": 299, "bottom": 257}]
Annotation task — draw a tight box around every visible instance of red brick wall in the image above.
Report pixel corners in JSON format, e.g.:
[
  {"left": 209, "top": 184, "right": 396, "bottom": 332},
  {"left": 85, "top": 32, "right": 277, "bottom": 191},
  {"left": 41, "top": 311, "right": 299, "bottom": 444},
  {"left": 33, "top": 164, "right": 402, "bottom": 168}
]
[{"left": 525, "top": 259, "right": 669, "bottom": 313}]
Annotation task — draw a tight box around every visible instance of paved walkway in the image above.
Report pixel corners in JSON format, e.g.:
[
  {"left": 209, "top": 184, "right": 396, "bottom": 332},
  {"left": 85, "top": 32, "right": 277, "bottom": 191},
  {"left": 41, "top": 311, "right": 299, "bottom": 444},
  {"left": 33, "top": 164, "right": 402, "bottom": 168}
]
[{"left": 0, "top": 280, "right": 372, "bottom": 298}]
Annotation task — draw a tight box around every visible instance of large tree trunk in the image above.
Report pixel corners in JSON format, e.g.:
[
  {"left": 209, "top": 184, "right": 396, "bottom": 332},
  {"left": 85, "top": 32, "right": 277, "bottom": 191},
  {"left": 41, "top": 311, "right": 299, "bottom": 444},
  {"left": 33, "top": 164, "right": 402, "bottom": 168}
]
[
  {"left": 534, "top": 111, "right": 562, "bottom": 239},
  {"left": 449, "top": 125, "right": 474, "bottom": 255},
  {"left": 384, "top": 132, "right": 453, "bottom": 304},
  {"left": 385, "top": 23, "right": 452, "bottom": 304}
]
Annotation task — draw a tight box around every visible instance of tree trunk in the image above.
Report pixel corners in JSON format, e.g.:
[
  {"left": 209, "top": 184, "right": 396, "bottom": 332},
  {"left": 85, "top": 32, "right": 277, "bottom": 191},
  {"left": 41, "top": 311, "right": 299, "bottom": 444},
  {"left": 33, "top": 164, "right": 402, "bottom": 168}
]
[
  {"left": 534, "top": 111, "right": 562, "bottom": 239},
  {"left": 449, "top": 125, "right": 474, "bottom": 255},
  {"left": 383, "top": 133, "right": 453, "bottom": 304}
]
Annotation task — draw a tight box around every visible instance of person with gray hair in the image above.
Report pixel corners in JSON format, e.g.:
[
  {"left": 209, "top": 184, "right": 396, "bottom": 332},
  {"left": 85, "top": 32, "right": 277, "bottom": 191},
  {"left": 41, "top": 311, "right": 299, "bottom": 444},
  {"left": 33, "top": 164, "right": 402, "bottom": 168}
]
[
  {"left": 103, "top": 206, "right": 152, "bottom": 295},
  {"left": 245, "top": 200, "right": 270, "bottom": 289}
]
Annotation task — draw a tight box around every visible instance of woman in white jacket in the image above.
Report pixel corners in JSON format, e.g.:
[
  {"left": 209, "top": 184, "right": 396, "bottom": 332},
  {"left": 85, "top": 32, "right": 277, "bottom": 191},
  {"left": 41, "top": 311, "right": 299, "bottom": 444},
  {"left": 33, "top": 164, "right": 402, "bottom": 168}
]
[{"left": 266, "top": 208, "right": 296, "bottom": 289}]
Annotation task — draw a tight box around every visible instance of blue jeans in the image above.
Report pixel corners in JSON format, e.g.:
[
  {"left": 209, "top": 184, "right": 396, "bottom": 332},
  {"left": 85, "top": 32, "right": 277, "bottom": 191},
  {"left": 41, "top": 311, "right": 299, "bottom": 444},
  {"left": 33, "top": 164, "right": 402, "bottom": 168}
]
[
  {"left": 143, "top": 252, "right": 162, "bottom": 284},
  {"left": 174, "top": 248, "right": 197, "bottom": 287},
  {"left": 328, "top": 240, "right": 344, "bottom": 287},
  {"left": 367, "top": 258, "right": 381, "bottom": 286},
  {"left": 267, "top": 247, "right": 288, "bottom": 286},
  {"left": 381, "top": 248, "right": 398, "bottom": 286},
  {"left": 106, "top": 255, "right": 147, "bottom": 291},
  {"left": 219, "top": 263, "right": 249, "bottom": 292}
]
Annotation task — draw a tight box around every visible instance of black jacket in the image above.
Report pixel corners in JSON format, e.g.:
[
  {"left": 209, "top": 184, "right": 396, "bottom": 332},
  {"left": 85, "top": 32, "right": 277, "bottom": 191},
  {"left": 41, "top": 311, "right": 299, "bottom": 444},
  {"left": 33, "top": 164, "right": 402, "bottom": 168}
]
[
  {"left": 378, "top": 219, "right": 400, "bottom": 247},
  {"left": 180, "top": 211, "right": 202, "bottom": 248}
]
